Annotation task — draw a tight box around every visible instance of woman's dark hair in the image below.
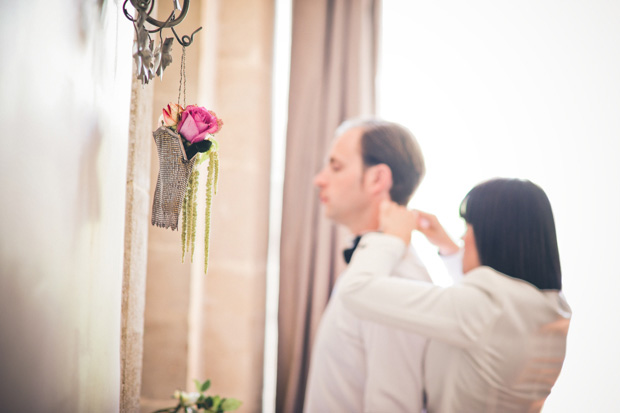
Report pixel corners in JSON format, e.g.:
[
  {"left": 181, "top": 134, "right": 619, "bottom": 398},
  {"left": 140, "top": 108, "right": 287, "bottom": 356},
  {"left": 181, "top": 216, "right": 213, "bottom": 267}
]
[{"left": 459, "top": 178, "right": 562, "bottom": 290}]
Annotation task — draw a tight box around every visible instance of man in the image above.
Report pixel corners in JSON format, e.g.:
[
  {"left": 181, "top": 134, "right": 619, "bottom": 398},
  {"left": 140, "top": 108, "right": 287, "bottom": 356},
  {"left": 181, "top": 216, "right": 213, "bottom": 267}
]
[{"left": 304, "top": 118, "right": 431, "bottom": 412}]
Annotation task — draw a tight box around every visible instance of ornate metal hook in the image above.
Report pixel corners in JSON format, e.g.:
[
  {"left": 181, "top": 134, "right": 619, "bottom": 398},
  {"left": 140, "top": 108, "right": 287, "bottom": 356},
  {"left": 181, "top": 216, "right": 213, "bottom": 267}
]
[
  {"left": 129, "top": 0, "right": 190, "bottom": 29},
  {"left": 124, "top": 0, "right": 202, "bottom": 85},
  {"left": 171, "top": 26, "right": 203, "bottom": 47}
]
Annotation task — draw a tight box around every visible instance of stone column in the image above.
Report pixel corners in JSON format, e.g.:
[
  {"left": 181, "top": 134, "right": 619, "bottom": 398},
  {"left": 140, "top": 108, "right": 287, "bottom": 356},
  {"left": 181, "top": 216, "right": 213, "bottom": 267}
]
[
  {"left": 121, "top": 71, "right": 154, "bottom": 412},
  {"left": 189, "top": 0, "right": 275, "bottom": 411},
  {"left": 139, "top": 1, "right": 274, "bottom": 411}
]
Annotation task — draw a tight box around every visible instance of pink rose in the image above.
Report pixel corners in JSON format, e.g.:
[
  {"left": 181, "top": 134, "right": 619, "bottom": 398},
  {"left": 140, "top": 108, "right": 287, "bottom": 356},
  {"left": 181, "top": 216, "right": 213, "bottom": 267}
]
[{"left": 177, "top": 105, "right": 223, "bottom": 144}]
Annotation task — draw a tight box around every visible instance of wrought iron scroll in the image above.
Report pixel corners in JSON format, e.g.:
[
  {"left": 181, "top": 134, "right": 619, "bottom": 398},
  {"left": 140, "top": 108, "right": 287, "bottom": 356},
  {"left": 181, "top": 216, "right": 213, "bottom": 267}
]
[{"left": 123, "top": 0, "right": 202, "bottom": 84}]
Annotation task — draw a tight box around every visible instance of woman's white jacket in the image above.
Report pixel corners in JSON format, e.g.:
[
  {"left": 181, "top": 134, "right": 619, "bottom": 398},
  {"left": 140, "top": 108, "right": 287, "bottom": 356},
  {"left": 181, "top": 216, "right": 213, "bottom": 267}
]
[{"left": 339, "top": 232, "right": 572, "bottom": 413}]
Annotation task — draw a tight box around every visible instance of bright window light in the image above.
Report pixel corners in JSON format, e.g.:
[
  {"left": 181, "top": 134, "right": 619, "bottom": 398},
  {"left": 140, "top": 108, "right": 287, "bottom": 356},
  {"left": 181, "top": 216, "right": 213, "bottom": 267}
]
[{"left": 380, "top": 1, "right": 620, "bottom": 411}]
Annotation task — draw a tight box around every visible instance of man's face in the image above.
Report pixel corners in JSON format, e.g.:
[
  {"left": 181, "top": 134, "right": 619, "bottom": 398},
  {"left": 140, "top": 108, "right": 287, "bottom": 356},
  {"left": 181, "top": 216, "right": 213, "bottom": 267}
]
[{"left": 314, "top": 127, "right": 371, "bottom": 228}]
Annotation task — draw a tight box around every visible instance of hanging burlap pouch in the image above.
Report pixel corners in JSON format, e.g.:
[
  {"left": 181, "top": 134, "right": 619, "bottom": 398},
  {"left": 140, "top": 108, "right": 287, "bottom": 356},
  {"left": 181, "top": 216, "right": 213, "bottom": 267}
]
[{"left": 151, "top": 126, "right": 196, "bottom": 230}]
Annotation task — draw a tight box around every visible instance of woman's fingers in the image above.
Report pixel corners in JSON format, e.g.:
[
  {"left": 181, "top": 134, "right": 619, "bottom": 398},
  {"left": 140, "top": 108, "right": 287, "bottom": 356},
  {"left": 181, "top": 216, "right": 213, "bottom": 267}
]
[{"left": 412, "top": 209, "right": 460, "bottom": 255}]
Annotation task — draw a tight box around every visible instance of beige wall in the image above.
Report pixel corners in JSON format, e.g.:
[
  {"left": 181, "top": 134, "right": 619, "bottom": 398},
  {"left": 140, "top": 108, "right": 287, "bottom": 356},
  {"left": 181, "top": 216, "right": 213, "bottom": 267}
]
[
  {"left": 141, "top": 1, "right": 275, "bottom": 412},
  {"left": 194, "top": 0, "right": 274, "bottom": 408},
  {"left": 0, "top": 1, "right": 133, "bottom": 412},
  {"left": 0, "top": 0, "right": 275, "bottom": 410}
]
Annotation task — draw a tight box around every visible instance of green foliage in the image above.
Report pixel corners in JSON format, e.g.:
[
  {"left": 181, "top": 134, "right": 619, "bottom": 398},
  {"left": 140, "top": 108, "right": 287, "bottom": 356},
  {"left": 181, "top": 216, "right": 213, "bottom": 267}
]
[
  {"left": 180, "top": 150, "right": 219, "bottom": 276},
  {"left": 204, "top": 151, "right": 217, "bottom": 274},
  {"left": 220, "top": 398, "right": 242, "bottom": 411},
  {"left": 153, "top": 379, "right": 241, "bottom": 413},
  {"left": 196, "top": 379, "right": 211, "bottom": 392},
  {"left": 202, "top": 381, "right": 211, "bottom": 392}
]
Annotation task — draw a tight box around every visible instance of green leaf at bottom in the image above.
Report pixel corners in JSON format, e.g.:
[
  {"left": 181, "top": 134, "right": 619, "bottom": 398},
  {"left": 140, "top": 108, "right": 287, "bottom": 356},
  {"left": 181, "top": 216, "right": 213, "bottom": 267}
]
[{"left": 220, "top": 398, "right": 242, "bottom": 411}]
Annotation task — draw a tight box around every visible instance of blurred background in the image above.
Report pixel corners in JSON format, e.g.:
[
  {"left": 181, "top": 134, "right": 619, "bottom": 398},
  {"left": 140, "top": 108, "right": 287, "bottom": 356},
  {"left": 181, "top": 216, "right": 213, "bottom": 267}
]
[
  {"left": 377, "top": 2, "right": 620, "bottom": 412},
  {"left": 0, "top": 0, "right": 618, "bottom": 412}
]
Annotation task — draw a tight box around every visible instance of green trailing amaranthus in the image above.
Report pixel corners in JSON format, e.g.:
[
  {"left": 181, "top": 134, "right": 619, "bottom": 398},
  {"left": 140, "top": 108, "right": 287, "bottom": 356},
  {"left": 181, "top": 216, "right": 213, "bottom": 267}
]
[
  {"left": 189, "top": 169, "right": 200, "bottom": 261},
  {"left": 212, "top": 151, "right": 219, "bottom": 195},
  {"left": 184, "top": 177, "right": 192, "bottom": 261},
  {"left": 179, "top": 149, "right": 219, "bottom": 274},
  {"left": 204, "top": 151, "right": 218, "bottom": 274},
  {"left": 181, "top": 181, "right": 190, "bottom": 262},
  {"left": 181, "top": 168, "right": 200, "bottom": 263}
]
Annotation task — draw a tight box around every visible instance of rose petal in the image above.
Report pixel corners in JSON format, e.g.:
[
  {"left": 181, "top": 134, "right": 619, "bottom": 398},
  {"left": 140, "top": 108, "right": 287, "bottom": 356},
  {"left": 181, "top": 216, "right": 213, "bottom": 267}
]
[
  {"left": 206, "top": 123, "right": 219, "bottom": 134},
  {"left": 191, "top": 130, "right": 209, "bottom": 143},
  {"left": 178, "top": 115, "right": 200, "bottom": 142},
  {"left": 177, "top": 109, "right": 191, "bottom": 131},
  {"left": 162, "top": 110, "right": 173, "bottom": 126}
]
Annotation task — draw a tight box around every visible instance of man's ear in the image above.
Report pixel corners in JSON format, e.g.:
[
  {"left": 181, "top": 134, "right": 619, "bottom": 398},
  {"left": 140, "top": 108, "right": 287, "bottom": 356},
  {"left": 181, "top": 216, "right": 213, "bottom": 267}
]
[{"left": 365, "top": 163, "right": 393, "bottom": 195}]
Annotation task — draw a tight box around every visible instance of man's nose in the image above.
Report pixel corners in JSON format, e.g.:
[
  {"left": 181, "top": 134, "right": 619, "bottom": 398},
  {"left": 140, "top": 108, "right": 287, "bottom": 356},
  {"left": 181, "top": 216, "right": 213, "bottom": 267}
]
[{"left": 313, "top": 169, "right": 326, "bottom": 187}]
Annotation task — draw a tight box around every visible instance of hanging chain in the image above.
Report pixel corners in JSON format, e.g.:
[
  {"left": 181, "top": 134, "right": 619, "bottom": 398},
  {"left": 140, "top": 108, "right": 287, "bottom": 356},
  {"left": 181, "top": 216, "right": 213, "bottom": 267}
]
[{"left": 177, "top": 46, "right": 187, "bottom": 108}]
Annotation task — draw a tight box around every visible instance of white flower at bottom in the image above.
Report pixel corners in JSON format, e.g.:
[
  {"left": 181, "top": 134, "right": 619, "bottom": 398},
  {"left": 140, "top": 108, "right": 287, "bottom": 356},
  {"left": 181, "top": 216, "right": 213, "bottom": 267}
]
[{"left": 174, "top": 391, "right": 200, "bottom": 406}]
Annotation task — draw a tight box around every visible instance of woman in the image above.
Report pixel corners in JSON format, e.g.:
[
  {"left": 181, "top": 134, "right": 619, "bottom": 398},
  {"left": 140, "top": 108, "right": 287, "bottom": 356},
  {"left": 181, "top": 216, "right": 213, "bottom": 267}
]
[{"left": 338, "top": 178, "right": 571, "bottom": 412}]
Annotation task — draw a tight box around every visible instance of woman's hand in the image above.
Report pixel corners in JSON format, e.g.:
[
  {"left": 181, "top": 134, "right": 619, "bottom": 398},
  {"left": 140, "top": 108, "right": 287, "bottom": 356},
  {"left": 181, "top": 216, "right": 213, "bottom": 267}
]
[
  {"left": 414, "top": 210, "right": 460, "bottom": 255},
  {"left": 379, "top": 200, "right": 419, "bottom": 244}
]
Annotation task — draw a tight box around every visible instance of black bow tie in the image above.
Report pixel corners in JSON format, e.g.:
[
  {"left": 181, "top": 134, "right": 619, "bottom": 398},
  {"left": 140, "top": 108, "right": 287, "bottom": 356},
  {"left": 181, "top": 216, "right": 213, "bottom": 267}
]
[{"left": 343, "top": 235, "right": 362, "bottom": 264}]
